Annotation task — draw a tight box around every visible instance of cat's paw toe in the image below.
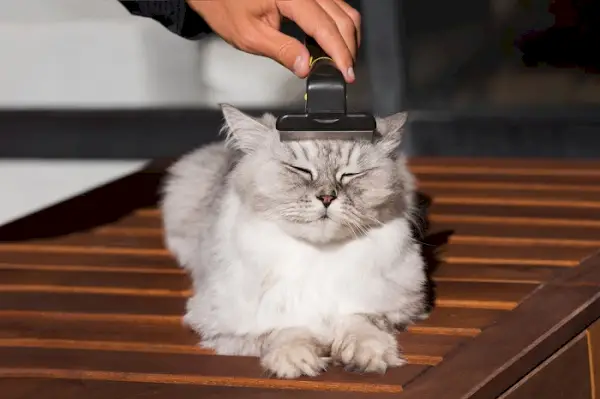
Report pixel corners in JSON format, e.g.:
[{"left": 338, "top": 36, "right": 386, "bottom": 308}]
[
  {"left": 332, "top": 331, "right": 405, "bottom": 374},
  {"left": 261, "top": 342, "right": 328, "bottom": 379}
]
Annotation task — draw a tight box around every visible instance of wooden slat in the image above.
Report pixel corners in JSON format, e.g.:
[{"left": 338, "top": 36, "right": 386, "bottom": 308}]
[
  {"left": 1, "top": 377, "right": 402, "bottom": 399},
  {"left": 412, "top": 164, "right": 600, "bottom": 178},
  {"left": 97, "top": 226, "right": 163, "bottom": 236},
  {"left": 0, "top": 346, "right": 427, "bottom": 392},
  {"left": 449, "top": 236, "right": 600, "bottom": 250},
  {"left": 0, "top": 243, "right": 169, "bottom": 257},
  {"left": 1, "top": 368, "right": 409, "bottom": 395},
  {"left": 0, "top": 262, "right": 181, "bottom": 274},
  {"left": 0, "top": 312, "right": 198, "bottom": 344},
  {"left": 0, "top": 251, "right": 176, "bottom": 269},
  {"left": 0, "top": 268, "right": 188, "bottom": 290},
  {"left": 8, "top": 233, "right": 166, "bottom": 250},
  {"left": 106, "top": 214, "right": 163, "bottom": 229},
  {"left": 0, "top": 292, "right": 186, "bottom": 315},
  {"left": 418, "top": 180, "right": 600, "bottom": 193},
  {"left": 433, "top": 281, "right": 537, "bottom": 310},
  {"left": 430, "top": 214, "right": 600, "bottom": 229},
  {"left": 413, "top": 308, "right": 507, "bottom": 337},
  {"left": 415, "top": 172, "right": 600, "bottom": 188},
  {"left": 442, "top": 243, "right": 589, "bottom": 265},
  {"left": 429, "top": 220, "right": 600, "bottom": 241},
  {"left": 419, "top": 184, "right": 600, "bottom": 202},
  {"left": 396, "top": 333, "right": 467, "bottom": 363},
  {"left": 408, "top": 157, "right": 600, "bottom": 170},
  {"left": 430, "top": 263, "right": 563, "bottom": 284},
  {"left": 433, "top": 196, "right": 600, "bottom": 210},
  {"left": 430, "top": 202, "right": 600, "bottom": 221}
]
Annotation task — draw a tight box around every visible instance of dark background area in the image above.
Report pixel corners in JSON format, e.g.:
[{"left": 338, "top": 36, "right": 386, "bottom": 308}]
[{"left": 1, "top": 0, "right": 599, "bottom": 159}]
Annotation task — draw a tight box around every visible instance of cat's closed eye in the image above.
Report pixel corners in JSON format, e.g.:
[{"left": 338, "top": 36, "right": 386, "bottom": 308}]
[
  {"left": 283, "top": 164, "right": 313, "bottom": 180},
  {"left": 338, "top": 171, "right": 367, "bottom": 184}
]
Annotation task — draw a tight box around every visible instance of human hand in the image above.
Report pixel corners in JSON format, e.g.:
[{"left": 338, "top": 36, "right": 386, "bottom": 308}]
[{"left": 187, "top": 0, "right": 360, "bottom": 83}]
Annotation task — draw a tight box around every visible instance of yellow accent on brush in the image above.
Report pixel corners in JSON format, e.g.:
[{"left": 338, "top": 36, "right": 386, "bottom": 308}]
[
  {"left": 305, "top": 56, "right": 333, "bottom": 102},
  {"left": 309, "top": 56, "right": 333, "bottom": 67}
]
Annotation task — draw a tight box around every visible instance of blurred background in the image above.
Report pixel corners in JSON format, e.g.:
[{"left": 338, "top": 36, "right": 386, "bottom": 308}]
[{"left": 0, "top": 0, "right": 599, "bottom": 224}]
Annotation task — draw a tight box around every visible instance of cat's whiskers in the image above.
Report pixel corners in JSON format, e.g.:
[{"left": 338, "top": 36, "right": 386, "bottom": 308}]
[
  {"left": 342, "top": 211, "right": 369, "bottom": 237},
  {"left": 268, "top": 205, "right": 317, "bottom": 222},
  {"left": 359, "top": 212, "right": 385, "bottom": 227},
  {"left": 340, "top": 218, "right": 360, "bottom": 240},
  {"left": 344, "top": 219, "right": 365, "bottom": 238},
  {"left": 345, "top": 207, "right": 381, "bottom": 231}
]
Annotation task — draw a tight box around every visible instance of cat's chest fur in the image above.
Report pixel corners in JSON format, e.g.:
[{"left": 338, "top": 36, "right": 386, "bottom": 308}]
[{"left": 209, "top": 192, "right": 420, "bottom": 335}]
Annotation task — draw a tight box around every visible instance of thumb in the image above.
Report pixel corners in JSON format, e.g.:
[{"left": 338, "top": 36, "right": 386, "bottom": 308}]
[{"left": 255, "top": 24, "right": 310, "bottom": 78}]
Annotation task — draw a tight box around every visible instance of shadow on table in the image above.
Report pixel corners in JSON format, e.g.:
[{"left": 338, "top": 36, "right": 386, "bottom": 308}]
[
  {"left": 412, "top": 192, "right": 454, "bottom": 317},
  {"left": 0, "top": 160, "right": 169, "bottom": 242}
]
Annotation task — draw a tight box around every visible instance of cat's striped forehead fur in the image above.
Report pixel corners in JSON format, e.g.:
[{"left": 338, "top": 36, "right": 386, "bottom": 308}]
[{"left": 286, "top": 139, "right": 368, "bottom": 168}]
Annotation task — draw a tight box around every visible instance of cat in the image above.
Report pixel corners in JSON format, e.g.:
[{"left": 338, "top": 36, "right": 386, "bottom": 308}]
[{"left": 160, "top": 104, "right": 429, "bottom": 379}]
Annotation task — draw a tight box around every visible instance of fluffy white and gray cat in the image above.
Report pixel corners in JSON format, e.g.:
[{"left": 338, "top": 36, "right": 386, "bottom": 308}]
[{"left": 161, "top": 104, "right": 428, "bottom": 379}]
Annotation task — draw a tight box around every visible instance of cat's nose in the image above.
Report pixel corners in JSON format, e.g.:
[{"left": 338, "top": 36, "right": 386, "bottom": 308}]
[{"left": 316, "top": 193, "right": 337, "bottom": 208}]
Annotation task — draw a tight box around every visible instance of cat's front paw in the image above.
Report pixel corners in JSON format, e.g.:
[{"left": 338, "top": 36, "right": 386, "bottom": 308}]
[
  {"left": 332, "top": 329, "right": 405, "bottom": 374},
  {"left": 260, "top": 339, "right": 328, "bottom": 379}
]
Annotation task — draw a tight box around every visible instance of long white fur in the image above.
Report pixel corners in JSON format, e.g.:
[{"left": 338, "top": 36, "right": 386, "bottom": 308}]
[{"left": 161, "top": 105, "right": 427, "bottom": 378}]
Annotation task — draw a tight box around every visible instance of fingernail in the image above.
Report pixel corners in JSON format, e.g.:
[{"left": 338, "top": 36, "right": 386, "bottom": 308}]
[
  {"left": 293, "top": 55, "right": 304, "bottom": 75},
  {"left": 347, "top": 66, "right": 355, "bottom": 81}
]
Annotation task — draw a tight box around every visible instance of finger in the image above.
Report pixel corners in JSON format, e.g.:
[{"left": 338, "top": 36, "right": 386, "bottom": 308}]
[
  {"left": 333, "top": 0, "right": 361, "bottom": 47},
  {"left": 247, "top": 22, "right": 311, "bottom": 78},
  {"left": 316, "top": 0, "right": 358, "bottom": 60},
  {"left": 277, "top": 0, "right": 355, "bottom": 82},
  {"left": 261, "top": 10, "right": 281, "bottom": 30}
]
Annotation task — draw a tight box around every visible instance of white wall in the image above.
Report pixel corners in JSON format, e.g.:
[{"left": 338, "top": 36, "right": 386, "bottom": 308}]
[
  {"left": 0, "top": 160, "right": 148, "bottom": 226},
  {"left": 0, "top": 0, "right": 304, "bottom": 109}
]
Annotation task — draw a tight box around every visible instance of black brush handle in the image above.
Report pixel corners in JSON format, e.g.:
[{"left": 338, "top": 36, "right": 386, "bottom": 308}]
[{"left": 304, "top": 36, "right": 347, "bottom": 116}]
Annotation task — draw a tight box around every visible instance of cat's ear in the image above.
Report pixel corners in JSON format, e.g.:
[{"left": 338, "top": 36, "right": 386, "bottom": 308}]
[
  {"left": 220, "top": 104, "right": 278, "bottom": 153},
  {"left": 375, "top": 112, "right": 408, "bottom": 154}
]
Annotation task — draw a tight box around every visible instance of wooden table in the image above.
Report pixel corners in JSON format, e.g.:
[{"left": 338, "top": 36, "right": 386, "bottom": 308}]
[{"left": 1, "top": 157, "right": 599, "bottom": 399}]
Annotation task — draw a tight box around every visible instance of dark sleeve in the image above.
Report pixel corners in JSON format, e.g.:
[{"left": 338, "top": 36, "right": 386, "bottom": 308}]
[{"left": 118, "top": 0, "right": 213, "bottom": 39}]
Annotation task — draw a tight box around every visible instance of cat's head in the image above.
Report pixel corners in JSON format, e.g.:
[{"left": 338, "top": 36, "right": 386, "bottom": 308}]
[{"left": 221, "top": 104, "right": 413, "bottom": 245}]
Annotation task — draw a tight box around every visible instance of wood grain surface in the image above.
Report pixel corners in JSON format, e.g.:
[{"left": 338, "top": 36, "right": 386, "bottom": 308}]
[
  {"left": 497, "top": 333, "right": 593, "bottom": 399},
  {"left": 0, "top": 157, "right": 599, "bottom": 399}
]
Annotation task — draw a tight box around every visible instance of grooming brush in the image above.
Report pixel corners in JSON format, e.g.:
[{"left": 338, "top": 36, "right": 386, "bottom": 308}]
[{"left": 276, "top": 36, "right": 376, "bottom": 142}]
